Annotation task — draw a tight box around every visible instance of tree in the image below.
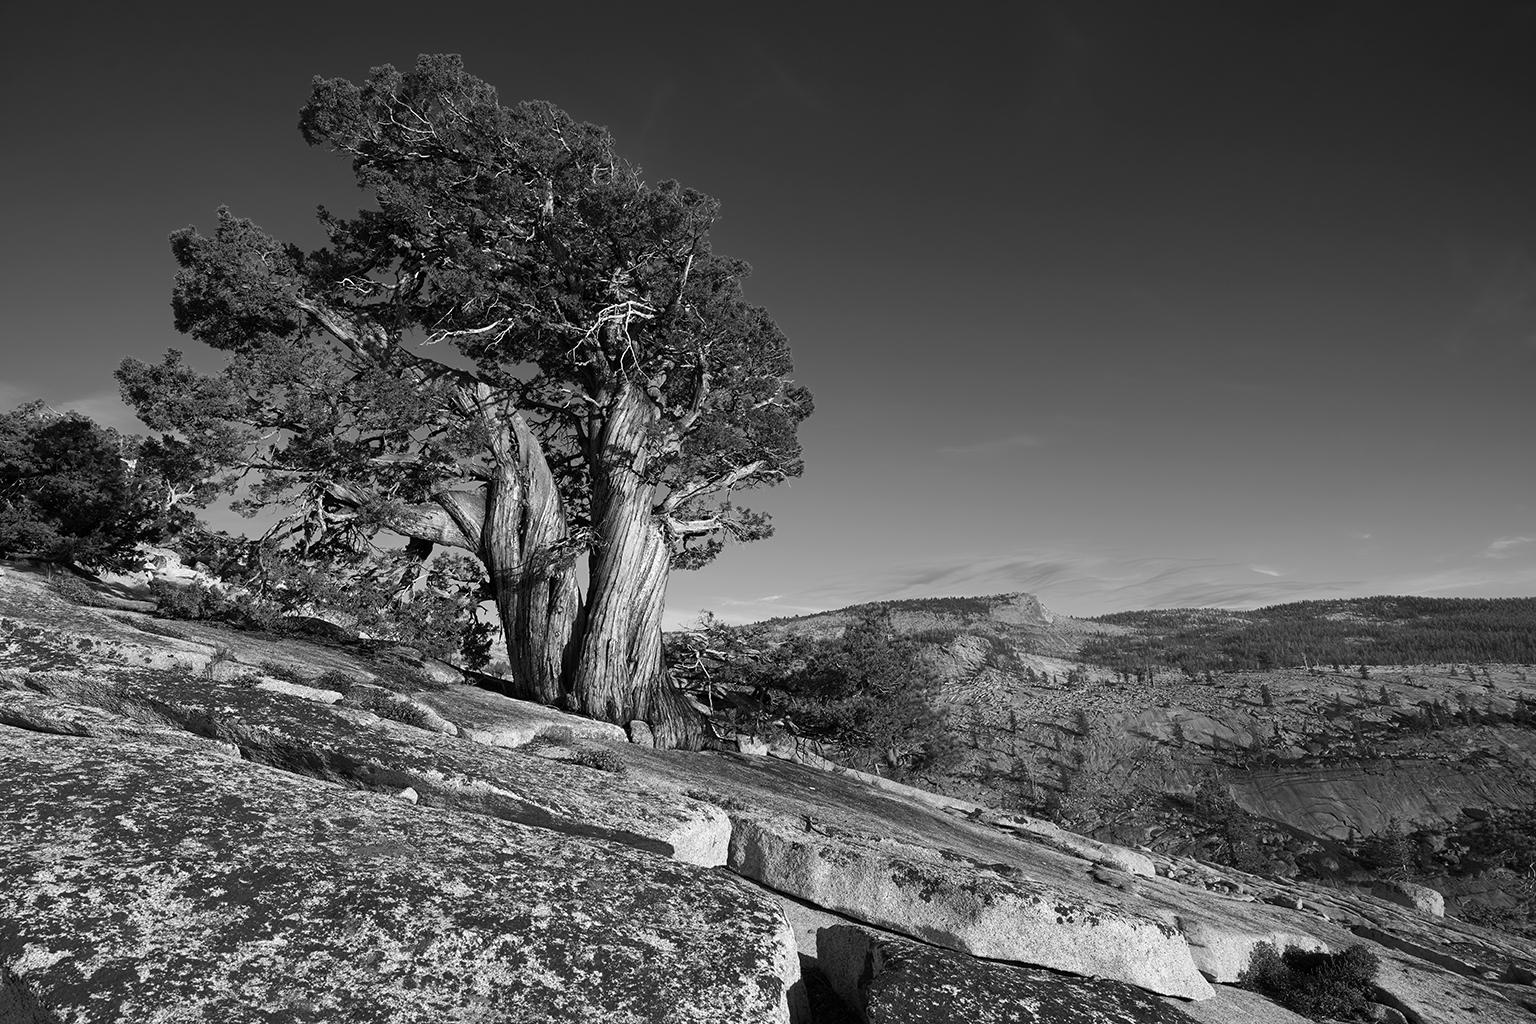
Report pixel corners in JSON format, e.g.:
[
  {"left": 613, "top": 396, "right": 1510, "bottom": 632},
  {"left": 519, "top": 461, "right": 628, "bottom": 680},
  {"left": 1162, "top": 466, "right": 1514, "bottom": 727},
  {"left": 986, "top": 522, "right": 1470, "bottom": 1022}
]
[
  {"left": 0, "top": 402, "right": 203, "bottom": 572},
  {"left": 118, "top": 55, "right": 809, "bottom": 746},
  {"left": 772, "top": 611, "right": 957, "bottom": 776}
]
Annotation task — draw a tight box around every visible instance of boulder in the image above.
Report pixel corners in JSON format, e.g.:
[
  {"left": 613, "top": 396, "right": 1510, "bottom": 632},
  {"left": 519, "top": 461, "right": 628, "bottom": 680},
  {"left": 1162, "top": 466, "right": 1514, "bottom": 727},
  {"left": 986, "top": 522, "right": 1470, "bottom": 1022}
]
[
  {"left": 817, "top": 925, "right": 1204, "bottom": 1023},
  {"left": 628, "top": 719, "right": 656, "bottom": 747},
  {"left": 1371, "top": 880, "right": 1445, "bottom": 918},
  {"left": 0, "top": 727, "right": 799, "bottom": 1023}
]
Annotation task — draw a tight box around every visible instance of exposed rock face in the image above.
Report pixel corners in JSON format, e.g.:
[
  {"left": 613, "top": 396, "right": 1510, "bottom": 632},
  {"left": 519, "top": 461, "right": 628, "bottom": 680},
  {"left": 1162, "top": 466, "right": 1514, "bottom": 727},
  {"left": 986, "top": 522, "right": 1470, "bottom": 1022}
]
[
  {"left": 0, "top": 728, "right": 799, "bottom": 1023},
  {"left": 1373, "top": 880, "right": 1446, "bottom": 918},
  {"left": 3, "top": 566, "right": 1534, "bottom": 1023},
  {"left": 1231, "top": 760, "right": 1534, "bottom": 839},
  {"left": 410, "top": 682, "right": 629, "bottom": 747},
  {"left": 729, "top": 813, "right": 1213, "bottom": 999},
  {"left": 5, "top": 674, "right": 730, "bottom": 867},
  {"left": 817, "top": 925, "right": 1201, "bottom": 1023}
]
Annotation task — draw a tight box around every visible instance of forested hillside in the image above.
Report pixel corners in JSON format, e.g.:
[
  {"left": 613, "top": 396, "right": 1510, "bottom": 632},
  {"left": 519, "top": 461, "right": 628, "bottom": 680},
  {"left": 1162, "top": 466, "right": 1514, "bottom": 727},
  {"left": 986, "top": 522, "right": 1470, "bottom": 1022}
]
[{"left": 1082, "top": 596, "right": 1536, "bottom": 675}]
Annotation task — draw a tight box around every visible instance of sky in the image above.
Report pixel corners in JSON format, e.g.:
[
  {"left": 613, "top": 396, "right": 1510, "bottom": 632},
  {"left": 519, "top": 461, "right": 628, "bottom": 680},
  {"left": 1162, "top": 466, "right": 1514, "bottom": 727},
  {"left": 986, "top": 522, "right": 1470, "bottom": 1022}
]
[{"left": 2, "top": 2, "right": 1534, "bottom": 626}]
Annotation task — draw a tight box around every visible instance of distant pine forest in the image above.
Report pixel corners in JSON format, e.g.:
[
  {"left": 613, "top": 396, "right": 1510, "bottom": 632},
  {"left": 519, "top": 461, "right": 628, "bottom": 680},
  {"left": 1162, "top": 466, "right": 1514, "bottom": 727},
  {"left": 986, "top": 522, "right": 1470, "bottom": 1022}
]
[{"left": 1083, "top": 596, "right": 1536, "bottom": 674}]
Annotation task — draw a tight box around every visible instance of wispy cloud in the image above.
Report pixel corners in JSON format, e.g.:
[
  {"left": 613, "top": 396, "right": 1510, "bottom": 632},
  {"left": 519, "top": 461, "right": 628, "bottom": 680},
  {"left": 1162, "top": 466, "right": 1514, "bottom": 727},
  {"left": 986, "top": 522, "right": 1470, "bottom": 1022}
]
[
  {"left": 783, "top": 548, "right": 1363, "bottom": 619},
  {"left": 937, "top": 433, "right": 1044, "bottom": 457},
  {"left": 1484, "top": 536, "right": 1535, "bottom": 559},
  {"left": 1249, "top": 565, "right": 1284, "bottom": 577}
]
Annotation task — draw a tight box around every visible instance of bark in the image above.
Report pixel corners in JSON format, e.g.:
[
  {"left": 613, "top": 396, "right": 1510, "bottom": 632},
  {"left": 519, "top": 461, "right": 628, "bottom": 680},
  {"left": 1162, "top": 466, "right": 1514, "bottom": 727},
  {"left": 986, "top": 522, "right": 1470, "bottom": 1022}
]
[
  {"left": 572, "top": 384, "right": 705, "bottom": 749},
  {"left": 479, "top": 415, "right": 581, "bottom": 705}
]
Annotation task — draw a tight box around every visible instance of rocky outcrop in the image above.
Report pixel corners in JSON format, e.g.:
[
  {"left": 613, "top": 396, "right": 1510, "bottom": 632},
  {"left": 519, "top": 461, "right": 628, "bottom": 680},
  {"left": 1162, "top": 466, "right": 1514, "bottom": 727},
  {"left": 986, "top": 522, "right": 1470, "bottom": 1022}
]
[
  {"left": 1372, "top": 880, "right": 1446, "bottom": 918},
  {"left": 731, "top": 813, "right": 1211, "bottom": 999},
  {"left": 0, "top": 727, "right": 799, "bottom": 1023},
  {"left": 4, "top": 566, "right": 1535, "bottom": 1023},
  {"left": 3, "top": 674, "right": 730, "bottom": 867},
  {"left": 1231, "top": 759, "right": 1535, "bottom": 839},
  {"left": 408, "top": 681, "right": 629, "bottom": 747},
  {"left": 817, "top": 924, "right": 1201, "bottom": 1023}
]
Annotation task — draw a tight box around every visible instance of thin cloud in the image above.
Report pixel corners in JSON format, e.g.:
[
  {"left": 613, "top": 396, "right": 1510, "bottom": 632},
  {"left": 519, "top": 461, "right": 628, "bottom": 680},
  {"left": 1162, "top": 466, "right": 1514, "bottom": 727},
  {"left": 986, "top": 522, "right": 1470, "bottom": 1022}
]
[
  {"left": 1249, "top": 565, "right": 1284, "bottom": 577},
  {"left": 937, "top": 433, "right": 1045, "bottom": 457},
  {"left": 1484, "top": 536, "right": 1535, "bottom": 559},
  {"left": 784, "top": 548, "right": 1366, "bottom": 620}
]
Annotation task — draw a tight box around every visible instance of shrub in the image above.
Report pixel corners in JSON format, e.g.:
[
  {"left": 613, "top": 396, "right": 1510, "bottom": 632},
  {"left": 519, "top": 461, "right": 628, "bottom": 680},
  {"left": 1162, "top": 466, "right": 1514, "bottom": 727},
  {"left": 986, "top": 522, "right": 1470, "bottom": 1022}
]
[
  {"left": 258, "top": 660, "right": 311, "bottom": 685},
  {"left": 150, "top": 579, "right": 279, "bottom": 632},
  {"left": 0, "top": 403, "right": 166, "bottom": 571},
  {"left": 312, "top": 668, "right": 361, "bottom": 692},
  {"left": 1239, "top": 942, "right": 1380, "bottom": 1021},
  {"left": 46, "top": 572, "right": 103, "bottom": 607},
  {"left": 1358, "top": 818, "right": 1416, "bottom": 881},
  {"left": 345, "top": 686, "right": 437, "bottom": 730},
  {"left": 571, "top": 747, "right": 627, "bottom": 774},
  {"left": 772, "top": 610, "right": 960, "bottom": 778}
]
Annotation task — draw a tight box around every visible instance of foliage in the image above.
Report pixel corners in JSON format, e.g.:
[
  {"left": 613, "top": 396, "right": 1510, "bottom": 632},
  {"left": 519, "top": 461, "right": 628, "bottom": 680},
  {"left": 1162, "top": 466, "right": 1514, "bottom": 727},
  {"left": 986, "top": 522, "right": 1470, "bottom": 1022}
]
[
  {"left": 0, "top": 402, "right": 204, "bottom": 572},
  {"left": 1085, "top": 596, "right": 1536, "bottom": 674},
  {"left": 1238, "top": 942, "right": 1381, "bottom": 1021},
  {"left": 46, "top": 572, "right": 104, "bottom": 607},
  {"left": 1357, "top": 817, "right": 1416, "bottom": 881},
  {"left": 673, "top": 610, "right": 959, "bottom": 776},
  {"left": 116, "top": 54, "right": 812, "bottom": 739},
  {"left": 152, "top": 530, "right": 492, "bottom": 668},
  {"left": 258, "top": 661, "right": 311, "bottom": 686},
  {"left": 150, "top": 579, "right": 279, "bottom": 632},
  {"left": 345, "top": 687, "right": 438, "bottom": 730},
  {"left": 769, "top": 611, "right": 961, "bottom": 777},
  {"left": 313, "top": 669, "right": 362, "bottom": 692},
  {"left": 570, "top": 747, "right": 627, "bottom": 774},
  {"left": 664, "top": 612, "right": 785, "bottom": 737}
]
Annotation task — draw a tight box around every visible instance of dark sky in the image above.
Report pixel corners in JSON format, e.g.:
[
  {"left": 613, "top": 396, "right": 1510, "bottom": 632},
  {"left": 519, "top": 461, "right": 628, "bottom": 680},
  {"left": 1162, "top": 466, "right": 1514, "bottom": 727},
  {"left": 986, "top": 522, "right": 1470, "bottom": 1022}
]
[{"left": 3, "top": 2, "right": 1534, "bottom": 624}]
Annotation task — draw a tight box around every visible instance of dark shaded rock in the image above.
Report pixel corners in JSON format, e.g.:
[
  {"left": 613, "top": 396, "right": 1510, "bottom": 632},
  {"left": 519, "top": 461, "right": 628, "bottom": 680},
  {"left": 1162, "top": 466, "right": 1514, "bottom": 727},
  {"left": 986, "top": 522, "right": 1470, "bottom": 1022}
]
[
  {"left": 0, "top": 727, "right": 799, "bottom": 1023},
  {"left": 817, "top": 925, "right": 1203, "bottom": 1023}
]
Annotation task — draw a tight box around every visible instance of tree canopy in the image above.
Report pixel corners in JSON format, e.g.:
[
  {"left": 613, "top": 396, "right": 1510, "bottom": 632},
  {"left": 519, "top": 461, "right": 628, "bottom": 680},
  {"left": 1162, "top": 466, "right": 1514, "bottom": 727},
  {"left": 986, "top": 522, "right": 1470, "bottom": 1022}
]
[
  {"left": 0, "top": 402, "right": 203, "bottom": 572},
  {"left": 118, "top": 54, "right": 811, "bottom": 746}
]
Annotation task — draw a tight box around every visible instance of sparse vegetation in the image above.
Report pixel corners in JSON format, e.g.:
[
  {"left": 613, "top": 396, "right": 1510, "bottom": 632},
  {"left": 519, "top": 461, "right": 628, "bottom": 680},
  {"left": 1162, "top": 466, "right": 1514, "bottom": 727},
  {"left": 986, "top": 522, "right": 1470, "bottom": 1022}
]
[
  {"left": 45, "top": 572, "right": 104, "bottom": 607},
  {"left": 343, "top": 686, "right": 437, "bottom": 731},
  {"left": 258, "top": 661, "right": 311, "bottom": 686},
  {"left": 570, "top": 747, "right": 627, "bottom": 774}
]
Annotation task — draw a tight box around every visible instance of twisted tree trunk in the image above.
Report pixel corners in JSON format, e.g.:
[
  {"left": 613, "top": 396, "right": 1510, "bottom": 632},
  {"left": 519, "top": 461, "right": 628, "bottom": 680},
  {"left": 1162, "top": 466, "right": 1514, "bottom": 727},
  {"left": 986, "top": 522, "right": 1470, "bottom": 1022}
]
[
  {"left": 479, "top": 443, "right": 581, "bottom": 705},
  {"left": 572, "top": 385, "right": 705, "bottom": 749}
]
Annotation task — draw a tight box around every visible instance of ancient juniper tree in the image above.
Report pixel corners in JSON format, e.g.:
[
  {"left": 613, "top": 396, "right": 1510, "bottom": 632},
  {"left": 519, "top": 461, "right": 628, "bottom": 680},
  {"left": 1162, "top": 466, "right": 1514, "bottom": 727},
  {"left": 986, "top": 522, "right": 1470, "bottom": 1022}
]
[{"left": 118, "top": 55, "right": 810, "bottom": 746}]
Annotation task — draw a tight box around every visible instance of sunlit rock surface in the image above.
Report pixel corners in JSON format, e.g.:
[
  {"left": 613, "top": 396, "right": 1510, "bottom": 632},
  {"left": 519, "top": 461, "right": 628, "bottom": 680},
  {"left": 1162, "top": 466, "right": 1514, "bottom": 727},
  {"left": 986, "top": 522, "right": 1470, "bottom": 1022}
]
[
  {"left": 0, "top": 728, "right": 799, "bottom": 1024},
  {"left": 3, "top": 565, "right": 1535, "bottom": 1023}
]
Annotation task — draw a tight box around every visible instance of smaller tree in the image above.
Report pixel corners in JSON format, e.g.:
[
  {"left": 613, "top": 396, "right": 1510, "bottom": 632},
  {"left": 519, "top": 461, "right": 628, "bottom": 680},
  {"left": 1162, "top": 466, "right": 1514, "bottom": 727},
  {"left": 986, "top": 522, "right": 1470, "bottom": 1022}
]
[
  {"left": 772, "top": 611, "right": 957, "bottom": 777},
  {"left": 0, "top": 402, "right": 203, "bottom": 572}
]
